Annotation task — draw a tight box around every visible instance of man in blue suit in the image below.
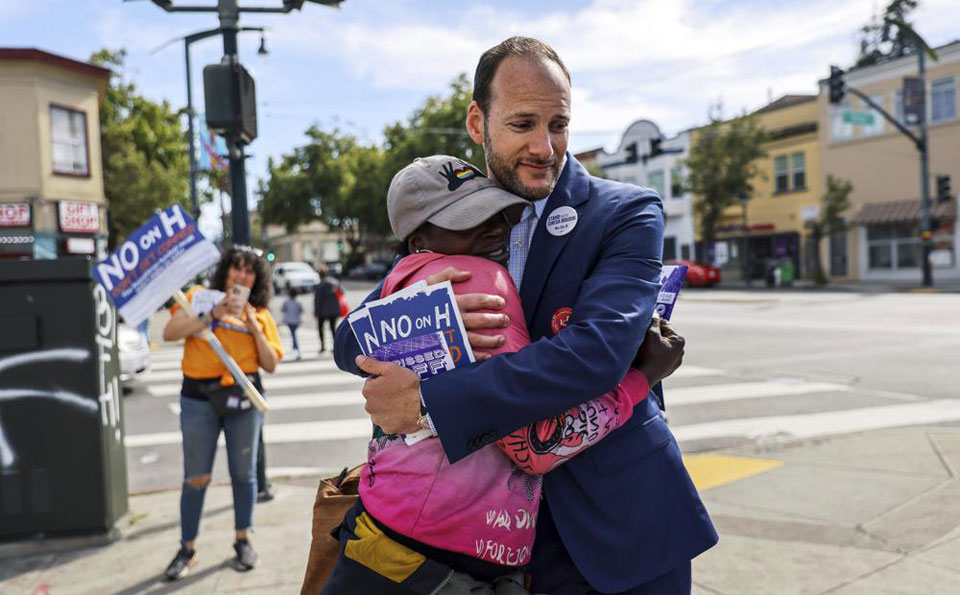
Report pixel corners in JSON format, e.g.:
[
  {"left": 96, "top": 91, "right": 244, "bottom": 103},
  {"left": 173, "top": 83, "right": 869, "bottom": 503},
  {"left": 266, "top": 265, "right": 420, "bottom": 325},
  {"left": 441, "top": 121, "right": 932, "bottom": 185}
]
[{"left": 336, "top": 37, "right": 717, "bottom": 594}]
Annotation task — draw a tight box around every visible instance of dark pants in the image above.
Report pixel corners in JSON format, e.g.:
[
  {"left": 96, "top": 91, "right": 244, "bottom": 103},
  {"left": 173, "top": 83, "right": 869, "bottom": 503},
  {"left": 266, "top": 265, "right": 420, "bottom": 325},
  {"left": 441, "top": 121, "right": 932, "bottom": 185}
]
[
  {"left": 288, "top": 323, "right": 300, "bottom": 354},
  {"left": 256, "top": 426, "right": 268, "bottom": 493},
  {"left": 529, "top": 500, "right": 692, "bottom": 595},
  {"left": 318, "top": 317, "right": 338, "bottom": 351}
]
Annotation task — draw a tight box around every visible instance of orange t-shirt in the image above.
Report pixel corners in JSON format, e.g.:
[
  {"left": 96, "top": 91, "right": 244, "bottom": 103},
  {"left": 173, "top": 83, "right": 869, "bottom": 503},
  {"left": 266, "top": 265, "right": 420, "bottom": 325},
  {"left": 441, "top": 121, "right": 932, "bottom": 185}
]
[{"left": 172, "top": 285, "right": 284, "bottom": 381}]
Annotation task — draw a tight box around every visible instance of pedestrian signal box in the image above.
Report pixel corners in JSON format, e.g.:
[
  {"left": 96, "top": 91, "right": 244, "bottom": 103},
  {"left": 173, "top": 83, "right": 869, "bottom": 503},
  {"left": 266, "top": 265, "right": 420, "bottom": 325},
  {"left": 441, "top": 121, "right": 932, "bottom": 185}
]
[{"left": 203, "top": 62, "right": 258, "bottom": 144}]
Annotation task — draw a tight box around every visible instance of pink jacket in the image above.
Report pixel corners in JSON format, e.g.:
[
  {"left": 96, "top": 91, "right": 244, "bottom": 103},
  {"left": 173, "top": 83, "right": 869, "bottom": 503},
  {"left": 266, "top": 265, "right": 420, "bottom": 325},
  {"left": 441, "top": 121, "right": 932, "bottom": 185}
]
[{"left": 359, "top": 253, "right": 649, "bottom": 566}]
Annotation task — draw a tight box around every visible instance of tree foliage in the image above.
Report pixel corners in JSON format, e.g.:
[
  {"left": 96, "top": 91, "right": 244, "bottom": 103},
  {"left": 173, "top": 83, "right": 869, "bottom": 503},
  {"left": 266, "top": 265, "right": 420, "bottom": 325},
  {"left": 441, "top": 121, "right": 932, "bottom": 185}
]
[
  {"left": 90, "top": 49, "right": 189, "bottom": 247},
  {"left": 808, "top": 175, "right": 853, "bottom": 285},
  {"left": 684, "top": 114, "right": 767, "bottom": 262},
  {"left": 257, "top": 73, "right": 481, "bottom": 261},
  {"left": 382, "top": 74, "right": 481, "bottom": 175},
  {"left": 856, "top": 0, "right": 919, "bottom": 68}
]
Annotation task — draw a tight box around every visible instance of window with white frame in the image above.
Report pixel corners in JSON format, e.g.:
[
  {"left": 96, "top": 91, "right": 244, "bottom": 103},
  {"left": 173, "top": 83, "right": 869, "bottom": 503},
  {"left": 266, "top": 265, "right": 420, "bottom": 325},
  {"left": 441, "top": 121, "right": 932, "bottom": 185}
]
[
  {"left": 647, "top": 170, "right": 665, "bottom": 197},
  {"left": 830, "top": 99, "right": 854, "bottom": 142},
  {"left": 931, "top": 77, "right": 956, "bottom": 124},
  {"left": 50, "top": 106, "right": 89, "bottom": 176},
  {"left": 860, "top": 94, "right": 885, "bottom": 137},
  {"left": 670, "top": 166, "right": 684, "bottom": 198},
  {"left": 774, "top": 156, "right": 789, "bottom": 193},
  {"left": 791, "top": 152, "right": 806, "bottom": 190},
  {"left": 867, "top": 223, "right": 920, "bottom": 270}
]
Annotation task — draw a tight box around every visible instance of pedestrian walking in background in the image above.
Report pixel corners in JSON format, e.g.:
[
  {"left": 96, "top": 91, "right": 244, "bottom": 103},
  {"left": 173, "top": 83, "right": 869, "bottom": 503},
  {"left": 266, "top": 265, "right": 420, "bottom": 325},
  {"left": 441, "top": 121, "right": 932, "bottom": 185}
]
[
  {"left": 160, "top": 246, "right": 282, "bottom": 580},
  {"left": 281, "top": 287, "right": 303, "bottom": 360},
  {"left": 313, "top": 264, "right": 341, "bottom": 354}
]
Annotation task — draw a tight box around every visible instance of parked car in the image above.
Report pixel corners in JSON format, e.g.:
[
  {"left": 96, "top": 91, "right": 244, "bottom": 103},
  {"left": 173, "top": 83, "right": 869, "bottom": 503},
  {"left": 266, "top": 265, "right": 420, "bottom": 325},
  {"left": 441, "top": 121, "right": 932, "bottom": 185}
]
[
  {"left": 667, "top": 259, "right": 721, "bottom": 288},
  {"left": 346, "top": 261, "right": 390, "bottom": 281},
  {"left": 118, "top": 323, "right": 150, "bottom": 393},
  {"left": 324, "top": 261, "right": 344, "bottom": 279},
  {"left": 272, "top": 261, "right": 321, "bottom": 293}
]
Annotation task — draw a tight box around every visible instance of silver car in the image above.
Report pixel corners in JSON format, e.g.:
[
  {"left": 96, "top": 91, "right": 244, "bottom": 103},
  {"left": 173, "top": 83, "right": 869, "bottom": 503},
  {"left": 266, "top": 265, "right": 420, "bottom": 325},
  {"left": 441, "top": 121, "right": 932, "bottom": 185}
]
[{"left": 118, "top": 323, "right": 150, "bottom": 392}]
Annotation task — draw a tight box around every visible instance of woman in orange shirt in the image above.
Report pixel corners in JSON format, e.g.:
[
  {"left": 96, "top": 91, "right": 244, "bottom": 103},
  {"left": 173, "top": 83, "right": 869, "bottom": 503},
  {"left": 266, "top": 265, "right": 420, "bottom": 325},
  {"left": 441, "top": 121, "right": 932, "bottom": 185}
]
[{"left": 161, "top": 246, "right": 283, "bottom": 580}]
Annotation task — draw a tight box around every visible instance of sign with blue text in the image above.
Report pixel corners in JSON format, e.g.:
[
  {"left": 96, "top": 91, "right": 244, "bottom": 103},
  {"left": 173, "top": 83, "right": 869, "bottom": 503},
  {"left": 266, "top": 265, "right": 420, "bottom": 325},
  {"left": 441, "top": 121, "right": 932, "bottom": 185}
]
[{"left": 94, "top": 205, "right": 221, "bottom": 326}]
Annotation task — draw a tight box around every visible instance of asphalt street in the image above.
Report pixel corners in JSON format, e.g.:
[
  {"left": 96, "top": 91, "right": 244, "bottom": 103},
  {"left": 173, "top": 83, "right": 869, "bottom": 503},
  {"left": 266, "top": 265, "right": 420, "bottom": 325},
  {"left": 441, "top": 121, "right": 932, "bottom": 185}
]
[{"left": 122, "top": 284, "right": 960, "bottom": 494}]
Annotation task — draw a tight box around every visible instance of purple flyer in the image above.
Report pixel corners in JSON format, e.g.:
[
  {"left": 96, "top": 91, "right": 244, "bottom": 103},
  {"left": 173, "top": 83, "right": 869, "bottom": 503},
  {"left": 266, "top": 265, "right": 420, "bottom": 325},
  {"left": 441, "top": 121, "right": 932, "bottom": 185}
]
[
  {"left": 370, "top": 331, "right": 455, "bottom": 380},
  {"left": 656, "top": 265, "right": 688, "bottom": 320}
]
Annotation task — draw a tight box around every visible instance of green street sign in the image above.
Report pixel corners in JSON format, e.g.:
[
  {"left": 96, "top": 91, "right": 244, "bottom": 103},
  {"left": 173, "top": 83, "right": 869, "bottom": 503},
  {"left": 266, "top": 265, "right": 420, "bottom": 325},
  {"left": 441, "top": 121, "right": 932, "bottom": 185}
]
[{"left": 843, "top": 110, "right": 876, "bottom": 126}]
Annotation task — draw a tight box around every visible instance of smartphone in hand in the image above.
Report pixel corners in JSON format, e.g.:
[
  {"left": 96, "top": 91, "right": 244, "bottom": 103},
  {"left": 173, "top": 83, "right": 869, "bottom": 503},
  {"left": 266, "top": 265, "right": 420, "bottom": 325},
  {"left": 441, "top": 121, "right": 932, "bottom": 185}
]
[{"left": 227, "top": 285, "right": 251, "bottom": 317}]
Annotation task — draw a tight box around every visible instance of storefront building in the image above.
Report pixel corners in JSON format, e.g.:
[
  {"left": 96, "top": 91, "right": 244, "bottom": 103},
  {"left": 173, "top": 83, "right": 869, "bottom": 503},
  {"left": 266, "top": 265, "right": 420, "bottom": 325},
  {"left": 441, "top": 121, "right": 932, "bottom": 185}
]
[
  {"left": 693, "top": 95, "right": 823, "bottom": 282},
  {"left": 589, "top": 120, "right": 697, "bottom": 262},
  {"left": 817, "top": 41, "right": 960, "bottom": 282},
  {"left": 0, "top": 49, "right": 110, "bottom": 260}
]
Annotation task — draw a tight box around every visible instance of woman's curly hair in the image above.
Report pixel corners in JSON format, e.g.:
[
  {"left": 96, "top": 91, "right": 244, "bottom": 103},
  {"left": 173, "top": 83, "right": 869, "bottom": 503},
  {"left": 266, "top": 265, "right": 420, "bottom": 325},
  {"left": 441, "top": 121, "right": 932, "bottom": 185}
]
[{"left": 209, "top": 246, "right": 271, "bottom": 308}]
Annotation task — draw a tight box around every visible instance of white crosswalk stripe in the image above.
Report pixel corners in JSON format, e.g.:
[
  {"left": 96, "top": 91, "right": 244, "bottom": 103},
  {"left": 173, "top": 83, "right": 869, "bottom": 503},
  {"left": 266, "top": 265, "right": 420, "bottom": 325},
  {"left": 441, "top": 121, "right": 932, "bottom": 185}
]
[{"left": 128, "top": 341, "right": 950, "bottom": 452}]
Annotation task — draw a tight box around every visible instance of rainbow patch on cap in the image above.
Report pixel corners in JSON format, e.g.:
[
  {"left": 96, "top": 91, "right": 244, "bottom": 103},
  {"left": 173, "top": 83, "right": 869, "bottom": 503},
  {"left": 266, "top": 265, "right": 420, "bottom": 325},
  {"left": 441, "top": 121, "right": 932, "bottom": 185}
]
[{"left": 455, "top": 168, "right": 477, "bottom": 181}]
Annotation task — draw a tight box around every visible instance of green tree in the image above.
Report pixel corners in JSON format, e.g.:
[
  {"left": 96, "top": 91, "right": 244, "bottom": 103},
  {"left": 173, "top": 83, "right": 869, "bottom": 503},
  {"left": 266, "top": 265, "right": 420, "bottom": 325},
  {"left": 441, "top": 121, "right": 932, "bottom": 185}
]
[
  {"left": 258, "top": 74, "right": 481, "bottom": 264},
  {"left": 856, "top": 0, "right": 919, "bottom": 67},
  {"left": 685, "top": 114, "right": 767, "bottom": 264},
  {"left": 90, "top": 49, "right": 189, "bottom": 247},
  {"left": 807, "top": 176, "right": 853, "bottom": 285},
  {"left": 382, "top": 73, "right": 481, "bottom": 175}
]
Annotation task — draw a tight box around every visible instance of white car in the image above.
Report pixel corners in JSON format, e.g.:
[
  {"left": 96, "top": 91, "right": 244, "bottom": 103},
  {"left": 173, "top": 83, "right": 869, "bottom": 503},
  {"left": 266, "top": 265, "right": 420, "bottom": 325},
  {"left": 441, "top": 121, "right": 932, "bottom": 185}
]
[
  {"left": 272, "top": 261, "right": 320, "bottom": 294},
  {"left": 118, "top": 323, "right": 150, "bottom": 392}
]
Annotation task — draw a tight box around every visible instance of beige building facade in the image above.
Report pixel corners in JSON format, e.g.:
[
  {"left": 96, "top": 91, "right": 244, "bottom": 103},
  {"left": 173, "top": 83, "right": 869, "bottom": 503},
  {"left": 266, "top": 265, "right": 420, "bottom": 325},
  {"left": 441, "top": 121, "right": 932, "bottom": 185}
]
[
  {"left": 818, "top": 41, "right": 960, "bottom": 282},
  {"left": 264, "top": 219, "right": 342, "bottom": 266},
  {"left": 0, "top": 49, "right": 110, "bottom": 260},
  {"left": 695, "top": 95, "right": 823, "bottom": 282}
]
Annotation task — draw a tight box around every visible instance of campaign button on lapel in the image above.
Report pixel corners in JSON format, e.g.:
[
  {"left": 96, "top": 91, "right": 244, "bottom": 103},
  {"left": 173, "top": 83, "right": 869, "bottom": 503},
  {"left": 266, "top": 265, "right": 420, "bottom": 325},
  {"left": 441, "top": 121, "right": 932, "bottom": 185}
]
[
  {"left": 545, "top": 206, "right": 578, "bottom": 237},
  {"left": 551, "top": 307, "right": 573, "bottom": 335}
]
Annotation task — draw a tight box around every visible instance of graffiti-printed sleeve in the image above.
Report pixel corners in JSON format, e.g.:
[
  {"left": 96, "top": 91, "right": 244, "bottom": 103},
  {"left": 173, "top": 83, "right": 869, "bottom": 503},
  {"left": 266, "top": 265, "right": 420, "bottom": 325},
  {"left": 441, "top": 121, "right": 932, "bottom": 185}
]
[{"left": 496, "top": 370, "right": 649, "bottom": 475}]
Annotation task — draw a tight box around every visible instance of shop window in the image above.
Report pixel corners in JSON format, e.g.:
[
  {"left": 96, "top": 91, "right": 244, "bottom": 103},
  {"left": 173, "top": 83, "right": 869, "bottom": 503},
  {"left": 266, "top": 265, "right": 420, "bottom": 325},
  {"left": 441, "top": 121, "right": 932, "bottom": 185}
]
[
  {"left": 51, "top": 106, "right": 89, "bottom": 176},
  {"left": 931, "top": 77, "right": 956, "bottom": 124},
  {"left": 663, "top": 236, "right": 677, "bottom": 261},
  {"left": 775, "top": 156, "right": 789, "bottom": 193},
  {"left": 867, "top": 223, "right": 922, "bottom": 270}
]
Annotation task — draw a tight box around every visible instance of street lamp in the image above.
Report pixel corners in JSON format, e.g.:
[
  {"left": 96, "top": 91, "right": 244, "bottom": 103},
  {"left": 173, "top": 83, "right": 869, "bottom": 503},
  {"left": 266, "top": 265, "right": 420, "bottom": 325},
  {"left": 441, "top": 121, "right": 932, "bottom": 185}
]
[
  {"left": 739, "top": 192, "right": 751, "bottom": 287},
  {"left": 153, "top": 26, "right": 268, "bottom": 223},
  {"left": 143, "top": 0, "right": 343, "bottom": 245}
]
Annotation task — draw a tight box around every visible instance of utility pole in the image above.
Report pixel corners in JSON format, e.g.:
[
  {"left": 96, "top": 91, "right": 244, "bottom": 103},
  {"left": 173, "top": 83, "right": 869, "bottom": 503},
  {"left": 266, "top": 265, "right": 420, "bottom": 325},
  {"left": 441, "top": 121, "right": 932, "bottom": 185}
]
[
  {"left": 917, "top": 46, "right": 933, "bottom": 287},
  {"left": 827, "top": 20, "right": 937, "bottom": 287},
  {"left": 144, "top": 0, "right": 343, "bottom": 246}
]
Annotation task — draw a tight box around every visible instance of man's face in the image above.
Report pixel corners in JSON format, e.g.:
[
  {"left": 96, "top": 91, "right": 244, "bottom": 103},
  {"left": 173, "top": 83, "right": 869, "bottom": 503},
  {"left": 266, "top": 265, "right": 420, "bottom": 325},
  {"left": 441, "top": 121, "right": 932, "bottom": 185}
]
[{"left": 467, "top": 56, "right": 571, "bottom": 201}]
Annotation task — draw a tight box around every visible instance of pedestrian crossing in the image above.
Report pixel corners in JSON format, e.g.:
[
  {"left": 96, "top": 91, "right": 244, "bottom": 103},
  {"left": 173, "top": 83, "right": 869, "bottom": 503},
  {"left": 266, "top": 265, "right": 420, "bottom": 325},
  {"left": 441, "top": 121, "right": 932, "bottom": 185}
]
[{"left": 125, "top": 331, "right": 960, "bottom": 477}]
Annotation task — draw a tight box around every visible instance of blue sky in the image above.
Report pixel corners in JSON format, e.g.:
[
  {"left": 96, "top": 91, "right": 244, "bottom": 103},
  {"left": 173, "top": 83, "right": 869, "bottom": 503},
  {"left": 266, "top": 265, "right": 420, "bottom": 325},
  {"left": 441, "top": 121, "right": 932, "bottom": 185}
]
[{"left": 3, "top": 0, "right": 959, "bottom": 235}]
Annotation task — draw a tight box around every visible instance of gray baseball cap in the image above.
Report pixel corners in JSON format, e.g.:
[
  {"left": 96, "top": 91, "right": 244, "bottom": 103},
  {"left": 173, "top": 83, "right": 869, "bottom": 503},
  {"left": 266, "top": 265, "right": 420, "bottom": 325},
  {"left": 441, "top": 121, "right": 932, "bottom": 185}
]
[{"left": 387, "top": 155, "right": 530, "bottom": 240}]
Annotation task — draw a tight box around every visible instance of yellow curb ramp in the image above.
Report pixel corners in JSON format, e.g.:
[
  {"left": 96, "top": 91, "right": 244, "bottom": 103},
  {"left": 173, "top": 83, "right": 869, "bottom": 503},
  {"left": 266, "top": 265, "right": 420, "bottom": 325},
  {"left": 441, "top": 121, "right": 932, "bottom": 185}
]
[{"left": 683, "top": 454, "right": 784, "bottom": 491}]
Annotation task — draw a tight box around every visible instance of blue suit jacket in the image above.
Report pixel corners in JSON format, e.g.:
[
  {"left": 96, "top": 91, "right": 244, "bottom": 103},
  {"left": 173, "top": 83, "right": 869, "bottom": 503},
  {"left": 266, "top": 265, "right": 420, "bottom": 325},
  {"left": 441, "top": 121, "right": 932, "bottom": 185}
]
[{"left": 335, "top": 155, "right": 717, "bottom": 592}]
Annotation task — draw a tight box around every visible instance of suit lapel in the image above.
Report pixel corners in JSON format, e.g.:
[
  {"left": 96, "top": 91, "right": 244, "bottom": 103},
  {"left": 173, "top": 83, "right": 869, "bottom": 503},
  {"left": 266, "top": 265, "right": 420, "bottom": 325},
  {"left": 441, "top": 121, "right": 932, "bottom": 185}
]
[{"left": 520, "top": 154, "right": 591, "bottom": 325}]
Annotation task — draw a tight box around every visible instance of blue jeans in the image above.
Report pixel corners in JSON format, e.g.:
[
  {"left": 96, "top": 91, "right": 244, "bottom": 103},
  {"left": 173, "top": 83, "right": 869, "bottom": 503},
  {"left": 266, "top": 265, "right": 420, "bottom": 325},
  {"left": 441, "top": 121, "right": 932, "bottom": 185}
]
[
  {"left": 288, "top": 323, "right": 300, "bottom": 353},
  {"left": 179, "top": 395, "right": 264, "bottom": 542}
]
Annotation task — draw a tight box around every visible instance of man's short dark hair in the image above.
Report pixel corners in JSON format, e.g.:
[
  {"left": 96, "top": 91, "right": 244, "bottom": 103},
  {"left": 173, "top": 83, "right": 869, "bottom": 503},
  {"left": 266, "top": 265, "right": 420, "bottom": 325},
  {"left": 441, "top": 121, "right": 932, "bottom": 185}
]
[{"left": 473, "top": 36, "right": 571, "bottom": 115}]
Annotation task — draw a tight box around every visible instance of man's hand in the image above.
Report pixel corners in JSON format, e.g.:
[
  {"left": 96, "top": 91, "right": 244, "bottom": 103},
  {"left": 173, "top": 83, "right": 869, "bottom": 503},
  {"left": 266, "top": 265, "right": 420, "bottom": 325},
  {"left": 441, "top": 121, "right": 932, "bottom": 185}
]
[
  {"left": 633, "top": 319, "right": 685, "bottom": 387},
  {"left": 356, "top": 355, "right": 422, "bottom": 435},
  {"left": 424, "top": 267, "right": 509, "bottom": 361}
]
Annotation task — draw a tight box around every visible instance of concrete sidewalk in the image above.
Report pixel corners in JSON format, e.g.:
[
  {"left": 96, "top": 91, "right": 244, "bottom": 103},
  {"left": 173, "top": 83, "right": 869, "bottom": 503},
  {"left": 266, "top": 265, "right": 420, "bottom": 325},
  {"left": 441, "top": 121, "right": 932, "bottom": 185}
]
[{"left": 3, "top": 424, "right": 960, "bottom": 594}]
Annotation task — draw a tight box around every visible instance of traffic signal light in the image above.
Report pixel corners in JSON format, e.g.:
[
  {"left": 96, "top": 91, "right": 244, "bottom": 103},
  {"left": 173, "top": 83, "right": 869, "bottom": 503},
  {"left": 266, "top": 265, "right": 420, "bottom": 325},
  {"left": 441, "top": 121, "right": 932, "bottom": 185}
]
[
  {"left": 936, "top": 175, "right": 952, "bottom": 203},
  {"left": 266, "top": 252, "right": 275, "bottom": 262},
  {"left": 828, "top": 66, "right": 845, "bottom": 105},
  {"left": 625, "top": 142, "right": 638, "bottom": 164}
]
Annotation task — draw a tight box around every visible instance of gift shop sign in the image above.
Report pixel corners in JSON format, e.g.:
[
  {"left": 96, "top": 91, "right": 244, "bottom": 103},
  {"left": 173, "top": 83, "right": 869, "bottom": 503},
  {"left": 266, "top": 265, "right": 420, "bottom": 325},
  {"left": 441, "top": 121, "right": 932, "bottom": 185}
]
[
  {"left": 0, "top": 203, "right": 30, "bottom": 227},
  {"left": 59, "top": 201, "right": 100, "bottom": 233}
]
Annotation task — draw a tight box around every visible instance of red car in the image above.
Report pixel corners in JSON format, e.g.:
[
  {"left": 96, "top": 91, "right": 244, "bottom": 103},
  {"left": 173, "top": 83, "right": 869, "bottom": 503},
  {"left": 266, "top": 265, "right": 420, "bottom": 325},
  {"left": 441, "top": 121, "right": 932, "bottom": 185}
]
[{"left": 667, "top": 259, "right": 721, "bottom": 288}]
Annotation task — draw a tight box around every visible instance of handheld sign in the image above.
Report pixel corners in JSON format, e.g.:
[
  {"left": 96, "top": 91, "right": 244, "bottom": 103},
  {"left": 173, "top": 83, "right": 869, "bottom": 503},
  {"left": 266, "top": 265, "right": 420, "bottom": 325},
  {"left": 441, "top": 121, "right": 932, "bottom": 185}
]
[
  {"left": 93, "top": 206, "right": 267, "bottom": 412},
  {"left": 94, "top": 205, "right": 220, "bottom": 327}
]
